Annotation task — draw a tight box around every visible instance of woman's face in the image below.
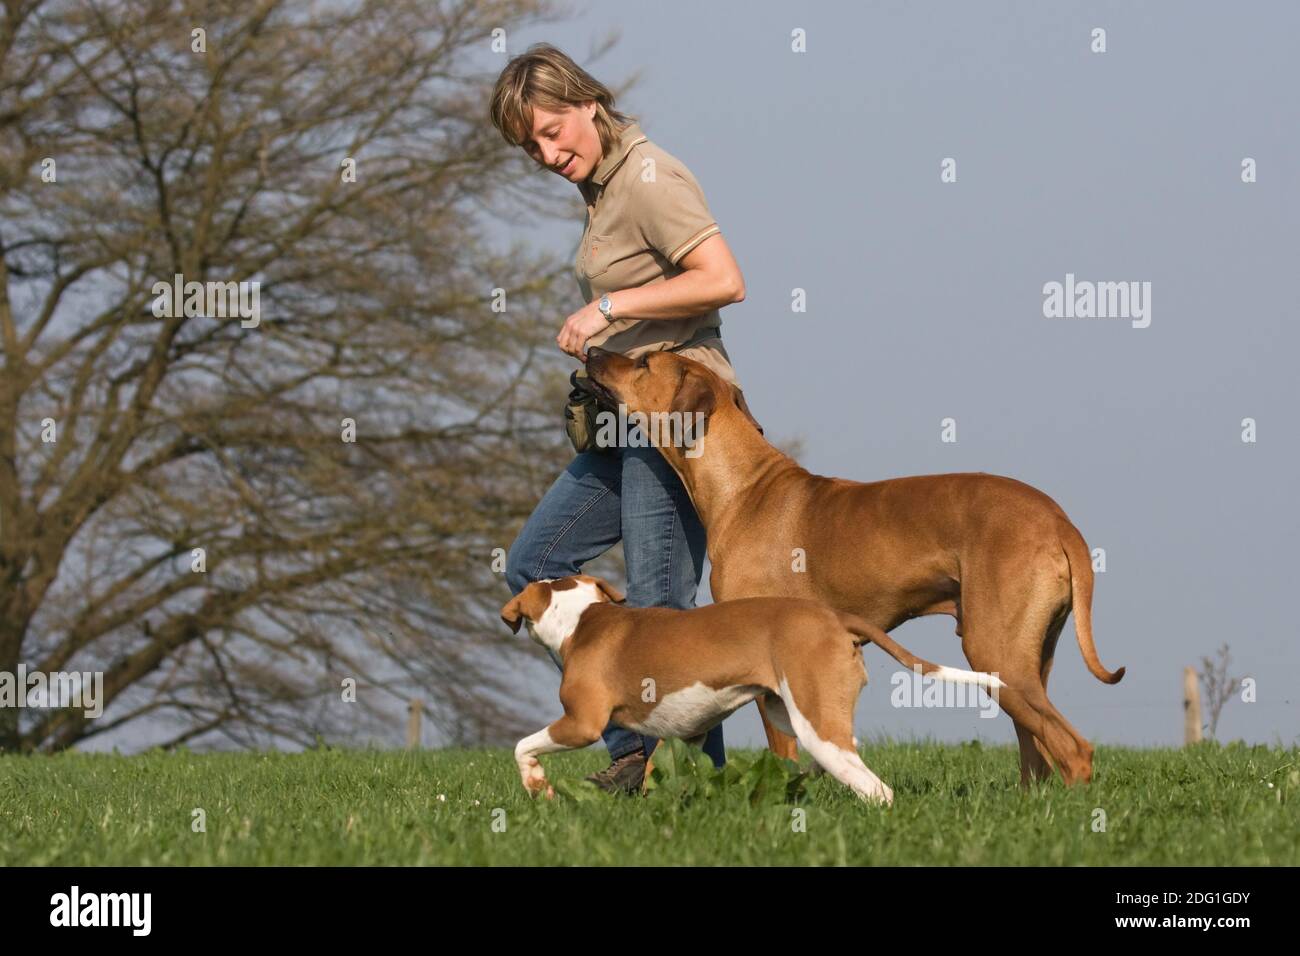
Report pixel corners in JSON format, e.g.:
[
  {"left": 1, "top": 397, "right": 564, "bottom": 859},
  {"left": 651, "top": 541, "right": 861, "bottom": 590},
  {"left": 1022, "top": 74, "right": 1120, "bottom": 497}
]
[{"left": 522, "top": 102, "right": 602, "bottom": 182}]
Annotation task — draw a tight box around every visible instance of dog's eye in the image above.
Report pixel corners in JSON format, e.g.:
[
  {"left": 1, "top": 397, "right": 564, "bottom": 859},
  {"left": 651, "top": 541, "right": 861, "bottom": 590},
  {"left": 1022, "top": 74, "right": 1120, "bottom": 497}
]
[{"left": 636, "top": 354, "right": 649, "bottom": 368}]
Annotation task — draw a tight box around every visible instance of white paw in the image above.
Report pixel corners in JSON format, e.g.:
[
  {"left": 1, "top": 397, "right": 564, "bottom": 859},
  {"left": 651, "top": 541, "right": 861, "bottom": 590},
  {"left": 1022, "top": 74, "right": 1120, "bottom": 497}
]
[
  {"left": 859, "top": 782, "right": 894, "bottom": 807},
  {"left": 518, "top": 757, "right": 548, "bottom": 795}
]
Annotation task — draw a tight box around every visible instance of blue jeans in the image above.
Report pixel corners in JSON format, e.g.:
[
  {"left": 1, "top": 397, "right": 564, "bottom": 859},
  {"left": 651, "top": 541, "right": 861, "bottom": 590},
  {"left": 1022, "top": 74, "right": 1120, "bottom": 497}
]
[{"left": 505, "top": 441, "right": 726, "bottom": 768}]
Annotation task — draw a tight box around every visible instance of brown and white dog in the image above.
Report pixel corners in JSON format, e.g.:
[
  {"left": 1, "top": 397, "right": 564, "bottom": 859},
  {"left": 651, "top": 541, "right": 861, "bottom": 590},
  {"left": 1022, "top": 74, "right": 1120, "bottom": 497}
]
[{"left": 500, "top": 574, "right": 1005, "bottom": 805}]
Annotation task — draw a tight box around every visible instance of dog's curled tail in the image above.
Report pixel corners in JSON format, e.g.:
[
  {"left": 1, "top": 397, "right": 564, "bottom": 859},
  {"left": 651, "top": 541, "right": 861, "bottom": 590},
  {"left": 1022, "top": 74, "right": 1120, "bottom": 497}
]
[
  {"left": 836, "top": 613, "right": 1006, "bottom": 692},
  {"left": 1060, "top": 522, "right": 1126, "bottom": 684}
]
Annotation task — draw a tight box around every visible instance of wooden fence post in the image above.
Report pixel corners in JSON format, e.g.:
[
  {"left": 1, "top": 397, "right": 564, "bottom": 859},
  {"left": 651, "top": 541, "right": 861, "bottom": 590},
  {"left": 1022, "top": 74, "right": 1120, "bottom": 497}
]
[
  {"left": 1183, "top": 666, "right": 1202, "bottom": 745},
  {"left": 407, "top": 698, "right": 423, "bottom": 749}
]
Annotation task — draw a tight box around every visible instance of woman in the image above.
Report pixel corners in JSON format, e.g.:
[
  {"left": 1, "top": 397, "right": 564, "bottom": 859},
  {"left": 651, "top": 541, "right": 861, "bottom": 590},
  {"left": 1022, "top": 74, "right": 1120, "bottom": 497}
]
[{"left": 490, "top": 44, "right": 751, "bottom": 793}]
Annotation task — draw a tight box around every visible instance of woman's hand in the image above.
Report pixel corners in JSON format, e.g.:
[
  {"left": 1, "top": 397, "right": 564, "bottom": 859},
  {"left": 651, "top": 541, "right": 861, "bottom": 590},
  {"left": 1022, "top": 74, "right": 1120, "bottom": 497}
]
[{"left": 557, "top": 300, "right": 612, "bottom": 360}]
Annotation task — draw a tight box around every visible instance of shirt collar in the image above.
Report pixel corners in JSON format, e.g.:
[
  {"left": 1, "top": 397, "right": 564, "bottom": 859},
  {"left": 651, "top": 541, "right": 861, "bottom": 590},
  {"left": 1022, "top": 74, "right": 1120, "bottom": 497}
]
[{"left": 580, "top": 122, "right": 647, "bottom": 199}]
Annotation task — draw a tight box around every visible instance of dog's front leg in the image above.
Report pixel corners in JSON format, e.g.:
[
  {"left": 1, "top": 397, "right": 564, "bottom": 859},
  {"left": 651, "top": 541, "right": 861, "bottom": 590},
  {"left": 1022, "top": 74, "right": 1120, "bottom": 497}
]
[{"left": 514, "top": 713, "right": 604, "bottom": 799}]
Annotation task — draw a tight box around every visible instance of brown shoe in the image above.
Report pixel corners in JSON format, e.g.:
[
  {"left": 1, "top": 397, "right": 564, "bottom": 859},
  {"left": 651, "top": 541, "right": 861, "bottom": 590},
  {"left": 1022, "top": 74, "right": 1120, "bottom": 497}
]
[{"left": 585, "top": 751, "right": 647, "bottom": 794}]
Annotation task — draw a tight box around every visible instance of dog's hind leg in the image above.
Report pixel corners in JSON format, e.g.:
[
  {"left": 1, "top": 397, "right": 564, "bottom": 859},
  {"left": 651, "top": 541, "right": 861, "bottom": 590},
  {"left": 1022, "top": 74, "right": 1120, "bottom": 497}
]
[
  {"left": 950, "top": 531, "right": 1108, "bottom": 787},
  {"left": 1013, "top": 608, "right": 1068, "bottom": 785},
  {"left": 775, "top": 677, "right": 892, "bottom": 806},
  {"left": 763, "top": 693, "right": 827, "bottom": 777},
  {"left": 960, "top": 630, "right": 1090, "bottom": 786}
]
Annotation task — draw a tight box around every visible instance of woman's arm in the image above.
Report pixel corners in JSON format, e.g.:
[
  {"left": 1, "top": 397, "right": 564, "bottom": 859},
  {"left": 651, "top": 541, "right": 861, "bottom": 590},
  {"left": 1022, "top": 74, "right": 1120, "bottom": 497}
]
[
  {"left": 556, "top": 233, "right": 745, "bottom": 358},
  {"left": 605, "top": 233, "right": 745, "bottom": 320}
]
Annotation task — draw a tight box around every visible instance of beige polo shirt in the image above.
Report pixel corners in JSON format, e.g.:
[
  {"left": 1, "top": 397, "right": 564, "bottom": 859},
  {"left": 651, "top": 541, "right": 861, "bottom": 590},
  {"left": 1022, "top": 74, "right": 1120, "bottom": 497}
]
[{"left": 574, "top": 122, "right": 742, "bottom": 390}]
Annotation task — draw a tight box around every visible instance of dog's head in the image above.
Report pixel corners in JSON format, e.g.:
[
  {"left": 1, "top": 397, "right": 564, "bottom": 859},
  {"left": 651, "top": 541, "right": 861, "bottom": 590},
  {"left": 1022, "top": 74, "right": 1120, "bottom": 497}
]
[
  {"left": 584, "top": 348, "right": 763, "bottom": 462},
  {"left": 500, "top": 575, "right": 626, "bottom": 652}
]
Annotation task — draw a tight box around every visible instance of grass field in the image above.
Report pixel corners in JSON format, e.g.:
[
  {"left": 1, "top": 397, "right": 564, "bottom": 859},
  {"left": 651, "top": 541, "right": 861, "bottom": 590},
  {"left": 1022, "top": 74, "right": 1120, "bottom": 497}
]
[{"left": 1, "top": 740, "right": 1296, "bottom": 866}]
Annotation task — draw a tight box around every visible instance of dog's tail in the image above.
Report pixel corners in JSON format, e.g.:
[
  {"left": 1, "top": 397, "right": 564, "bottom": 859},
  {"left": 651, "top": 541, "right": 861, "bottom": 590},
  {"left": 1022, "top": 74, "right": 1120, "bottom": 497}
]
[
  {"left": 836, "top": 613, "right": 1005, "bottom": 692},
  {"left": 1060, "top": 521, "right": 1126, "bottom": 684}
]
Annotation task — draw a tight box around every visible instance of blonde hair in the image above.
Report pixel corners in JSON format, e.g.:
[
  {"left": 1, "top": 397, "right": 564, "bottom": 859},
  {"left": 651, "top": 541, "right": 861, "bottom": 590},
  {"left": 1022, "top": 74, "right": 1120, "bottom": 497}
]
[{"left": 488, "top": 43, "right": 637, "bottom": 161}]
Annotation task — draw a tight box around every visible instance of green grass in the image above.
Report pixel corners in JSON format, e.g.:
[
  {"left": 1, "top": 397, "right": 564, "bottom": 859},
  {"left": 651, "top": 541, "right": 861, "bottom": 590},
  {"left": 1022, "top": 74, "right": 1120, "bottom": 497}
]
[{"left": 1, "top": 741, "right": 1295, "bottom": 865}]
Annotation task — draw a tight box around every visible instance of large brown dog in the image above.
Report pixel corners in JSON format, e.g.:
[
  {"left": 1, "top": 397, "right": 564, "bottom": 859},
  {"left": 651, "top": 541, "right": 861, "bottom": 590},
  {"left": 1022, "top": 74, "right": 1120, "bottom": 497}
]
[{"left": 584, "top": 347, "right": 1125, "bottom": 786}]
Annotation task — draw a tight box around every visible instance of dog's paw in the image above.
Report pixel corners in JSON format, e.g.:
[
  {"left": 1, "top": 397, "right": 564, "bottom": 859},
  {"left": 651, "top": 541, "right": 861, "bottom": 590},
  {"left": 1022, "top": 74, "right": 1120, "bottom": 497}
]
[
  {"left": 521, "top": 776, "right": 553, "bottom": 799},
  {"left": 518, "top": 756, "right": 550, "bottom": 797},
  {"left": 856, "top": 782, "right": 894, "bottom": 807}
]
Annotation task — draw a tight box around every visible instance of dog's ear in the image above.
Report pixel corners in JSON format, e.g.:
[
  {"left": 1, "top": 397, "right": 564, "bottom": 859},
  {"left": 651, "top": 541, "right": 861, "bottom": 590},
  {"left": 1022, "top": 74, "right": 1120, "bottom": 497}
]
[
  {"left": 670, "top": 366, "right": 717, "bottom": 417},
  {"left": 730, "top": 385, "right": 764, "bottom": 436},
  {"left": 499, "top": 594, "right": 525, "bottom": 634},
  {"left": 593, "top": 577, "right": 626, "bottom": 604}
]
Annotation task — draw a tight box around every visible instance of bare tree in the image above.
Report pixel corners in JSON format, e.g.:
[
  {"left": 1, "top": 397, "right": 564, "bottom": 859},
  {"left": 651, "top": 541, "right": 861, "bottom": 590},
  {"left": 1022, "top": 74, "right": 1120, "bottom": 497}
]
[
  {"left": 1196, "top": 643, "right": 1242, "bottom": 740},
  {"left": 0, "top": 0, "right": 607, "bottom": 752}
]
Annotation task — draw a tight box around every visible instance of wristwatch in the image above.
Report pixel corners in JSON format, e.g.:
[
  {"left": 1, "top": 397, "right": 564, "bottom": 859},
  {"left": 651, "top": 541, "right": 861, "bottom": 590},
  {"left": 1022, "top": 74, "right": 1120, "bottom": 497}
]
[{"left": 597, "top": 294, "right": 615, "bottom": 325}]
